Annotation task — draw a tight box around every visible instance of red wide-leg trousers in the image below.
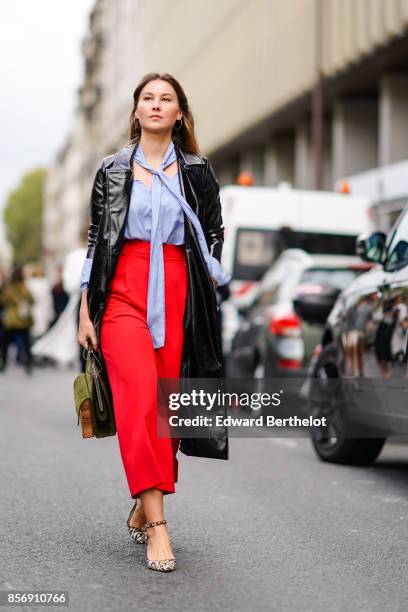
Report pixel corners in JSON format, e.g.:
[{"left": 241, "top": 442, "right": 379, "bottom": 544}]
[{"left": 100, "top": 239, "right": 188, "bottom": 500}]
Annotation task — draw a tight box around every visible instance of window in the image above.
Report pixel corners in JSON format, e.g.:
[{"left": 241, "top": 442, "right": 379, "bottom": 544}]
[
  {"left": 232, "top": 228, "right": 358, "bottom": 281},
  {"left": 384, "top": 207, "right": 408, "bottom": 272},
  {"left": 299, "top": 268, "right": 361, "bottom": 291}
]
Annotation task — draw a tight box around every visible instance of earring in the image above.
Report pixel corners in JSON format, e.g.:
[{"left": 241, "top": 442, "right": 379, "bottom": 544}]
[{"left": 173, "top": 118, "right": 183, "bottom": 131}]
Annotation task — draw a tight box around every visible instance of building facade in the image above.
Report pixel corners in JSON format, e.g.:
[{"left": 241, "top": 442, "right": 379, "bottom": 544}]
[{"left": 44, "top": 0, "right": 408, "bottom": 273}]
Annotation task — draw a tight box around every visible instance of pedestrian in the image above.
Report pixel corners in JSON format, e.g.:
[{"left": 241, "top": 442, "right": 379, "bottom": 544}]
[
  {"left": 374, "top": 296, "right": 398, "bottom": 379},
  {"left": 77, "top": 72, "right": 231, "bottom": 572},
  {"left": 25, "top": 263, "right": 54, "bottom": 342},
  {"left": 0, "top": 264, "right": 34, "bottom": 374},
  {"left": 50, "top": 266, "right": 69, "bottom": 329},
  {"left": 0, "top": 267, "right": 7, "bottom": 369}
]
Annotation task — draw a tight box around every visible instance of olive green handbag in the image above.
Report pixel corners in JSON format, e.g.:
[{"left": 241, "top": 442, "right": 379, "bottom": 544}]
[{"left": 73, "top": 342, "right": 116, "bottom": 439}]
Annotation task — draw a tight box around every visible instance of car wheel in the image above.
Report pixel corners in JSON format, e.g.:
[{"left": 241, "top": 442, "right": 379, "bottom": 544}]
[{"left": 309, "top": 344, "right": 386, "bottom": 465}]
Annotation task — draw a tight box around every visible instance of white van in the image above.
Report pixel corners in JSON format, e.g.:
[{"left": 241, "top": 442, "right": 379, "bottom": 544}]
[{"left": 219, "top": 183, "right": 375, "bottom": 307}]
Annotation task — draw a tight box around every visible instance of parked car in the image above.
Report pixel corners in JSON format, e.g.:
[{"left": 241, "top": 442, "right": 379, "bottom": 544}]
[
  {"left": 302, "top": 204, "right": 408, "bottom": 465},
  {"left": 220, "top": 184, "right": 374, "bottom": 310},
  {"left": 226, "top": 249, "right": 371, "bottom": 386}
]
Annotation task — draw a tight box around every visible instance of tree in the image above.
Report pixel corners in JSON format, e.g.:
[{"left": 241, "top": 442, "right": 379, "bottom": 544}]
[{"left": 3, "top": 167, "right": 46, "bottom": 264}]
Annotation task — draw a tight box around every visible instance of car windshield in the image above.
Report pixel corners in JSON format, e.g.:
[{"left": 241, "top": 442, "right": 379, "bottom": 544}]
[
  {"left": 251, "top": 263, "right": 362, "bottom": 308},
  {"left": 298, "top": 268, "right": 360, "bottom": 291},
  {"left": 384, "top": 207, "right": 408, "bottom": 272}
]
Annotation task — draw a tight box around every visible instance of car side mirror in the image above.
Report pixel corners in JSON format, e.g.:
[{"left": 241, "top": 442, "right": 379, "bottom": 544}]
[{"left": 356, "top": 231, "right": 386, "bottom": 264}]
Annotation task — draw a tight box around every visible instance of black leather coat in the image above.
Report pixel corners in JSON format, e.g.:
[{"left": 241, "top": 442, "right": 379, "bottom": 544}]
[{"left": 85, "top": 141, "right": 228, "bottom": 460}]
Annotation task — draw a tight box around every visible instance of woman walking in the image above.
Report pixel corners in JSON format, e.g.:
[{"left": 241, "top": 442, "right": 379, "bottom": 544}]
[{"left": 77, "top": 73, "right": 230, "bottom": 572}]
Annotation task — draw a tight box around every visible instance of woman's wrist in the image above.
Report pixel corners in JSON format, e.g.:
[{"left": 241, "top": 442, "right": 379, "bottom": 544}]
[{"left": 80, "top": 289, "right": 90, "bottom": 319}]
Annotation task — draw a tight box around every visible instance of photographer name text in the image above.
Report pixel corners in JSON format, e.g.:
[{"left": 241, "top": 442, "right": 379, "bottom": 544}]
[{"left": 168, "top": 415, "right": 327, "bottom": 428}]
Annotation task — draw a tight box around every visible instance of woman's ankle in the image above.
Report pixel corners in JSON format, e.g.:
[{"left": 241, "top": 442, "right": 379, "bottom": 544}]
[
  {"left": 129, "top": 504, "right": 146, "bottom": 527},
  {"left": 146, "top": 524, "right": 169, "bottom": 540}
]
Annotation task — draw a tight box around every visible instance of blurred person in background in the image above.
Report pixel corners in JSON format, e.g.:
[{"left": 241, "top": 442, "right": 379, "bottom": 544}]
[
  {"left": 49, "top": 265, "right": 69, "bottom": 328},
  {"left": 30, "top": 248, "right": 87, "bottom": 369},
  {"left": 25, "top": 263, "right": 54, "bottom": 342},
  {"left": 0, "top": 264, "right": 34, "bottom": 374},
  {"left": 0, "top": 267, "right": 7, "bottom": 369}
]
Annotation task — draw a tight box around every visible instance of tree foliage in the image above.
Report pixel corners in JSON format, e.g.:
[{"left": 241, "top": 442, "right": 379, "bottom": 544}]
[{"left": 3, "top": 167, "right": 46, "bottom": 264}]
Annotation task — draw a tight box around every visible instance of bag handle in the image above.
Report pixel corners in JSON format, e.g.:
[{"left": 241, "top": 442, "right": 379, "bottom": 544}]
[
  {"left": 84, "top": 339, "right": 106, "bottom": 416},
  {"left": 82, "top": 339, "right": 103, "bottom": 372}
]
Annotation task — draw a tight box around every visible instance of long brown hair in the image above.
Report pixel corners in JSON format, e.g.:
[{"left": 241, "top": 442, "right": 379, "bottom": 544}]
[{"left": 129, "top": 73, "right": 201, "bottom": 155}]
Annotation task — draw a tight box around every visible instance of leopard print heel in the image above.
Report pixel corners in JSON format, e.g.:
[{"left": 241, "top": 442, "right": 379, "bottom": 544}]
[
  {"left": 127, "top": 501, "right": 147, "bottom": 544},
  {"left": 145, "top": 519, "right": 176, "bottom": 572}
]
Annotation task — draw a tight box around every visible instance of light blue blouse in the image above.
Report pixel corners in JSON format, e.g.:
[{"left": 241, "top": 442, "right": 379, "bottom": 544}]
[{"left": 124, "top": 173, "right": 184, "bottom": 243}]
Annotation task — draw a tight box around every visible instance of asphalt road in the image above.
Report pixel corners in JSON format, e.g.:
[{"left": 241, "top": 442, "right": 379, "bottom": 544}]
[{"left": 1, "top": 362, "right": 408, "bottom": 612}]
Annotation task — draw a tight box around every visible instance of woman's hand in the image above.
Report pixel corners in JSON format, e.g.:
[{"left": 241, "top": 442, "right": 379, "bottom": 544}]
[
  {"left": 78, "top": 289, "right": 99, "bottom": 351},
  {"left": 78, "top": 316, "right": 98, "bottom": 351}
]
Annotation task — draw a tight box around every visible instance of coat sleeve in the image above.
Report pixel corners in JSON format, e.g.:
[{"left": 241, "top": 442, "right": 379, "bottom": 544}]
[
  {"left": 86, "top": 160, "right": 107, "bottom": 260},
  {"left": 201, "top": 158, "right": 225, "bottom": 263}
]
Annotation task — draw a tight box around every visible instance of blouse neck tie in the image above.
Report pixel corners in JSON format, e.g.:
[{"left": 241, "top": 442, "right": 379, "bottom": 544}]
[{"left": 133, "top": 140, "right": 231, "bottom": 349}]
